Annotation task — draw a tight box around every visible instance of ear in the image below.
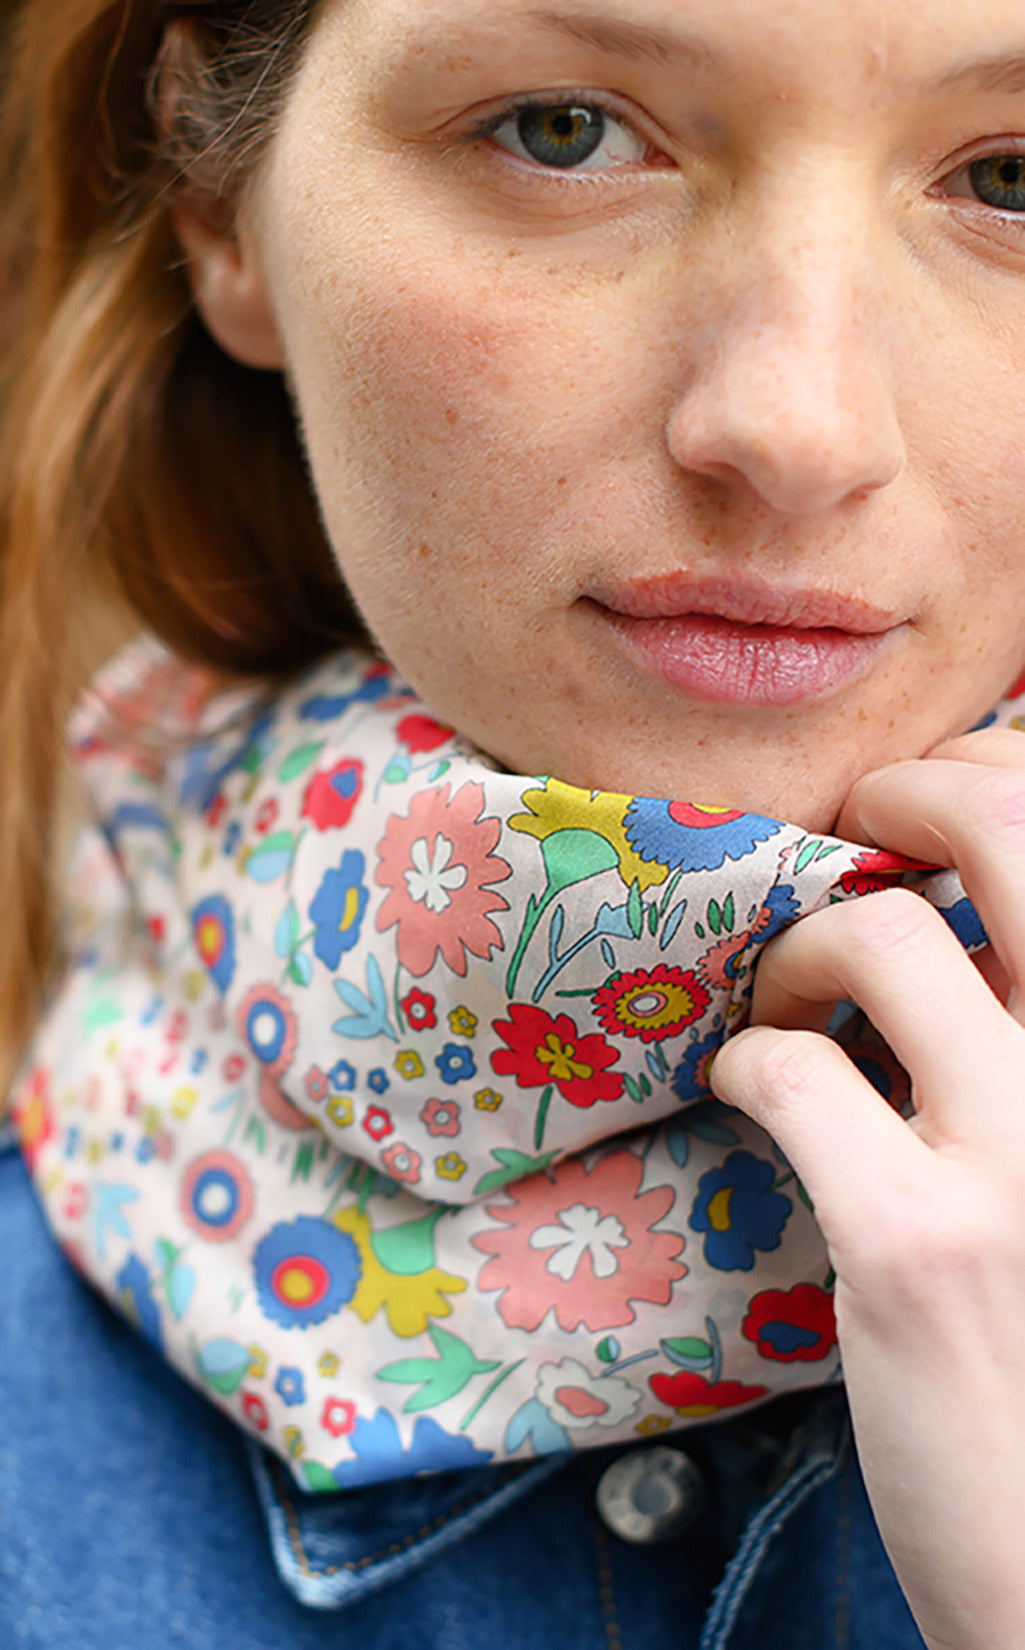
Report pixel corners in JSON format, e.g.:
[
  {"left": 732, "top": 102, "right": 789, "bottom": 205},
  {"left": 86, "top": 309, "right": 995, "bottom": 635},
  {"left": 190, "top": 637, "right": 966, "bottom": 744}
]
[{"left": 173, "top": 198, "right": 286, "bottom": 371}]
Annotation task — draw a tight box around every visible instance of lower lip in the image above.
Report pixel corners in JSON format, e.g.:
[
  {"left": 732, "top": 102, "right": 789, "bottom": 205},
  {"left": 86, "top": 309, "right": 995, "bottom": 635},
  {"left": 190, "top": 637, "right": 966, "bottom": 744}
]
[{"left": 597, "top": 611, "right": 893, "bottom": 706}]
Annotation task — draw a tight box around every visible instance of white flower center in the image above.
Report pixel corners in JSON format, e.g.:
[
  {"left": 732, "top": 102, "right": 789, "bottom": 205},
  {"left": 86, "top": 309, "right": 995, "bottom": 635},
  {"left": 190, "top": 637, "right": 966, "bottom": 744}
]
[
  {"left": 529, "top": 1203, "right": 628, "bottom": 1281},
  {"left": 404, "top": 835, "right": 468, "bottom": 913}
]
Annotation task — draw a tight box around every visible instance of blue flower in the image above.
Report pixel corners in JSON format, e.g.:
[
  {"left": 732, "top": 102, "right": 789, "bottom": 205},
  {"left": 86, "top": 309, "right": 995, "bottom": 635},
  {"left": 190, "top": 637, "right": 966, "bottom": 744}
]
[
  {"left": 328, "top": 1059, "right": 357, "bottom": 1093},
  {"left": 753, "top": 882, "right": 801, "bottom": 946},
  {"left": 941, "top": 896, "right": 988, "bottom": 951},
  {"left": 253, "top": 1216, "right": 362, "bottom": 1329},
  {"left": 180, "top": 712, "right": 275, "bottom": 811},
  {"left": 299, "top": 669, "right": 393, "bottom": 723},
  {"left": 222, "top": 820, "right": 242, "bottom": 857},
  {"left": 191, "top": 894, "right": 237, "bottom": 994},
  {"left": 623, "top": 799, "right": 782, "bottom": 874},
  {"left": 308, "top": 850, "right": 368, "bottom": 969},
  {"left": 331, "top": 1408, "right": 492, "bottom": 1488},
  {"left": 367, "top": 1068, "right": 390, "bottom": 1094},
  {"left": 690, "top": 1150, "right": 792, "bottom": 1271},
  {"left": 434, "top": 1042, "right": 477, "bottom": 1085},
  {"left": 670, "top": 1030, "right": 721, "bottom": 1103},
  {"left": 274, "top": 1366, "right": 307, "bottom": 1408},
  {"left": 115, "top": 1254, "right": 163, "bottom": 1349}
]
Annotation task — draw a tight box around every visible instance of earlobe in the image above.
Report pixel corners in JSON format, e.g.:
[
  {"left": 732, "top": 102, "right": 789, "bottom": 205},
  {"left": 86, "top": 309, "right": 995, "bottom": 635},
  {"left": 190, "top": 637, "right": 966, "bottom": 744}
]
[{"left": 173, "top": 201, "right": 286, "bottom": 371}]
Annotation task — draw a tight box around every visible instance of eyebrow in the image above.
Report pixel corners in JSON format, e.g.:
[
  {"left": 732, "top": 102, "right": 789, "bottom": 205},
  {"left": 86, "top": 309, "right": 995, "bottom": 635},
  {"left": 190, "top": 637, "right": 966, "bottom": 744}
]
[
  {"left": 526, "top": 8, "right": 720, "bottom": 71},
  {"left": 934, "top": 52, "right": 1025, "bottom": 97}
]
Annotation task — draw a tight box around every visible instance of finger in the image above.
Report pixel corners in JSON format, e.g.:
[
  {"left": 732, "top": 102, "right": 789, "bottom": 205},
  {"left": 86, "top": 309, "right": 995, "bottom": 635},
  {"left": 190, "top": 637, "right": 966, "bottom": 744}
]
[
  {"left": 926, "top": 728, "right": 1025, "bottom": 769},
  {"left": 749, "top": 888, "right": 1022, "bottom": 1130},
  {"left": 711, "top": 1024, "right": 927, "bottom": 1248},
  {"left": 836, "top": 759, "right": 1025, "bottom": 1018}
]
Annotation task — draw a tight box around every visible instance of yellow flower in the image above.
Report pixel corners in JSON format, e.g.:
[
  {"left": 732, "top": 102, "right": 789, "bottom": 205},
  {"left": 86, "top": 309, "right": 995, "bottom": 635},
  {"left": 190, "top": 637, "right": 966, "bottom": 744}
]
[
  {"left": 247, "top": 1344, "right": 269, "bottom": 1379},
  {"left": 326, "top": 1094, "right": 354, "bottom": 1128},
  {"left": 183, "top": 969, "right": 205, "bottom": 1003},
  {"left": 283, "top": 1426, "right": 305, "bottom": 1459},
  {"left": 635, "top": 1414, "right": 672, "bottom": 1436},
  {"left": 448, "top": 1006, "right": 478, "bottom": 1038},
  {"left": 317, "top": 1351, "right": 341, "bottom": 1378},
  {"left": 171, "top": 1086, "right": 199, "bottom": 1120},
  {"left": 86, "top": 1138, "right": 104, "bottom": 1164},
  {"left": 332, "top": 1205, "right": 467, "bottom": 1339},
  {"left": 435, "top": 1151, "right": 468, "bottom": 1181},
  {"left": 509, "top": 778, "right": 669, "bottom": 892},
  {"left": 394, "top": 1049, "right": 425, "bottom": 1080},
  {"left": 474, "top": 1087, "right": 503, "bottom": 1111},
  {"left": 141, "top": 1104, "right": 162, "bottom": 1134}
]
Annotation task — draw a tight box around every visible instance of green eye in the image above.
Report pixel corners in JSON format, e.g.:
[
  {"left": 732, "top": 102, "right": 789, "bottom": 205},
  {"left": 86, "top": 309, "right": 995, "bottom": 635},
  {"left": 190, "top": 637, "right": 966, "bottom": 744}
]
[
  {"left": 969, "top": 155, "right": 1025, "bottom": 212},
  {"left": 487, "top": 102, "right": 648, "bottom": 172},
  {"left": 514, "top": 105, "right": 606, "bottom": 168}
]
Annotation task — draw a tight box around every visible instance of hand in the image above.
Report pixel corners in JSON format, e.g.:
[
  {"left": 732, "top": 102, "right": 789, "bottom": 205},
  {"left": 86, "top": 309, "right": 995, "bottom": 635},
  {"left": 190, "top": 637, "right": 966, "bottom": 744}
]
[{"left": 710, "top": 730, "right": 1025, "bottom": 1650}]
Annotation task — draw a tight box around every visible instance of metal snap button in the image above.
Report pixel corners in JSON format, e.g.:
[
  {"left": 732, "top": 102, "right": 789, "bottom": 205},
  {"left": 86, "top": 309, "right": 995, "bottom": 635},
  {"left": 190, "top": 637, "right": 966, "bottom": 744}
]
[{"left": 595, "top": 1445, "right": 705, "bottom": 1545}]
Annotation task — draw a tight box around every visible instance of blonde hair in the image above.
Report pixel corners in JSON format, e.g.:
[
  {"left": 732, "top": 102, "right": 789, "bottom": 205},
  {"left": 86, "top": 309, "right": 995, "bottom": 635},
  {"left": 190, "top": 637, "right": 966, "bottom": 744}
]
[{"left": 0, "top": 0, "right": 363, "bottom": 1103}]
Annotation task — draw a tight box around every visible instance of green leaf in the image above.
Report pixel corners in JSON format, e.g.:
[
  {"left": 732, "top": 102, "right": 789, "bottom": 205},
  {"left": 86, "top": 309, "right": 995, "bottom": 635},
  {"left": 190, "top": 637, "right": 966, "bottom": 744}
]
[
  {"left": 647, "top": 901, "right": 659, "bottom": 936},
  {"left": 195, "top": 1337, "right": 252, "bottom": 1396},
  {"left": 377, "top": 1324, "right": 500, "bottom": 1413},
  {"left": 626, "top": 878, "right": 643, "bottom": 938},
  {"left": 370, "top": 1208, "right": 446, "bottom": 1276},
  {"left": 660, "top": 1335, "right": 714, "bottom": 1372},
  {"left": 794, "top": 839, "right": 823, "bottom": 875},
  {"left": 540, "top": 829, "right": 620, "bottom": 897},
  {"left": 384, "top": 756, "right": 412, "bottom": 784},
  {"left": 815, "top": 842, "right": 843, "bottom": 861},
  {"left": 695, "top": 922, "right": 705, "bottom": 939},
  {"left": 623, "top": 1073, "right": 643, "bottom": 1104},
  {"left": 596, "top": 1336, "right": 621, "bottom": 1364},
  {"left": 300, "top": 1460, "right": 339, "bottom": 1494},
  {"left": 707, "top": 898, "right": 722, "bottom": 936},
  {"left": 473, "top": 1146, "right": 559, "bottom": 1198},
  {"left": 277, "top": 741, "right": 325, "bottom": 783},
  {"left": 723, "top": 891, "right": 735, "bottom": 932}
]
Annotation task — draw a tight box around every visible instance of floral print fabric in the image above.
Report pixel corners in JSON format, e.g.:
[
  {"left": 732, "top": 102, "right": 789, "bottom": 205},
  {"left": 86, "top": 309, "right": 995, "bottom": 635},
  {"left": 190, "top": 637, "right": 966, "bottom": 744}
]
[{"left": 12, "top": 638, "right": 1019, "bottom": 1491}]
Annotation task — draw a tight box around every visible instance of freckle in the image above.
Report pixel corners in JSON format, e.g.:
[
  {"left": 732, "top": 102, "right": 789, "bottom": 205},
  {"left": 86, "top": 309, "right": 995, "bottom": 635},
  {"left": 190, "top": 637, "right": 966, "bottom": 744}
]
[
  {"left": 418, "top": 542, "right": 433, "bottom": 560},
  {"left": 444, "top": 406, "right": 458, "bottom": 425},
  {"left": 556, "top": 476, "right": 567, "bottom": 487}
]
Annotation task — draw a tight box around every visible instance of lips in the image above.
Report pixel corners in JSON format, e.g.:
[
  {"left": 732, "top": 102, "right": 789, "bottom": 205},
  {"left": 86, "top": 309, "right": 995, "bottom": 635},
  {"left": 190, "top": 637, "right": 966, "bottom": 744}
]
[{"left": 582, "top": 575, "right": 903, "bottom": 707}]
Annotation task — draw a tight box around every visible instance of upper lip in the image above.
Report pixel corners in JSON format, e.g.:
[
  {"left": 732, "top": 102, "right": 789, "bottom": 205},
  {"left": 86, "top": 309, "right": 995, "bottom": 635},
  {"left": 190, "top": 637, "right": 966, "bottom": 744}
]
[{"left": 588, "top": 574, "right": 901, "bottom": 634}]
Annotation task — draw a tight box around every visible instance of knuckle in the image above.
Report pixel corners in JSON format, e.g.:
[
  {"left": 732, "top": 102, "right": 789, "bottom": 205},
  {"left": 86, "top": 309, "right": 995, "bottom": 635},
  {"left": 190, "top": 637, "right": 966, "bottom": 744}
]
[
  {"left": 842, "top": 886, "right": 937, "bottom": 962},
  {"left": 752, "top": 1028, "right": 836, "bottom": 1105},
  {"left": 961, "top": 769, "right": 1025, "bottom": 842}
]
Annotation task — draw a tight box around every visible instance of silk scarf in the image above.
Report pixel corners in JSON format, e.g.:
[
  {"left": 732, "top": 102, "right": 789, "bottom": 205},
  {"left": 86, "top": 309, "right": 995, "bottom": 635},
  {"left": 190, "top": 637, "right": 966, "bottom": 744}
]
[{"left": 12, "top": 637, "right": 1013, "bottom": 1491}]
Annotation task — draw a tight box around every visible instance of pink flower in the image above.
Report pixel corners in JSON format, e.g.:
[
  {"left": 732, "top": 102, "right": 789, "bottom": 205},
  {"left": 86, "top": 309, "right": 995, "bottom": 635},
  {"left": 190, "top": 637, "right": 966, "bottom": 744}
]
[
  {"left": 381, "top": 1141, "right": 422, "bottom": 1184},
  {"left": 222, "top": 1052, "right": 246, "bottom": 1083},
  {"left": 362, "top": 1105, "right": 393, "bottom": 1142},
  {"left": 420, "top": 1097, "right": 461, "bottom": 1137},
  {"left": 375, "top": 782, "right": 511, "bottom": 976},
  {"left": 473, "top": 1150, "right": 687, "bottom": 1333},
  {"left": 304, "top": 1065, "right": 330, "bottom": 1103},
  {"left": 302, "top": 757, "right": 365, "bottom": 831},
  {"left": 321, "top": 1397, "right": 357, "bottom": 1438}
]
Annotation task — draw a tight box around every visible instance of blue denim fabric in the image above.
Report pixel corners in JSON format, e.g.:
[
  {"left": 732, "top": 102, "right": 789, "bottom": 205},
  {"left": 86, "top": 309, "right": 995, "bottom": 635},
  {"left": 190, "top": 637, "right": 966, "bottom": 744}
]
[{"left": 0, "top": 1140, "right": 925, "bottom": 1649}]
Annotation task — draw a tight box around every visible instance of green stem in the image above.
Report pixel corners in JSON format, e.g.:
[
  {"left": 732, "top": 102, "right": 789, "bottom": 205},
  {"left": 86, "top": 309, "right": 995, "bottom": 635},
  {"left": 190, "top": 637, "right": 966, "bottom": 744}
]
[
  {"left": 459, "top": 1360, "right": 524, "bottom": 1432},
  {"left": 534, "top": 1085, "right": 553, "bottom": 1150}
]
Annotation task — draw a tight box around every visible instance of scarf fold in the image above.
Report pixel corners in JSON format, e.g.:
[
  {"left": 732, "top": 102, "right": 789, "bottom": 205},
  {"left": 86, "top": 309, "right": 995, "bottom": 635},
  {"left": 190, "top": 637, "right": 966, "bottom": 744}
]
[{"left": 12, "top": 637, "right": 1012, "bottom": 1490}]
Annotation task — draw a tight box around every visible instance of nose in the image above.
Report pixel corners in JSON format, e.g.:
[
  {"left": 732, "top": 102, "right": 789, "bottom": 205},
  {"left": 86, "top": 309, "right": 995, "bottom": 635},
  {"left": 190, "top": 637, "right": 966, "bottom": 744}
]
[{"left": 666, "top": 203, "right": 906, "bottom": 516}]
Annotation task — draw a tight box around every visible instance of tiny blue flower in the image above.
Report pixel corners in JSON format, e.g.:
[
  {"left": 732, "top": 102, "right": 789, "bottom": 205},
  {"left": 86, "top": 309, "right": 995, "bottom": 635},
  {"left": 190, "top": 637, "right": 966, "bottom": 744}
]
[
  {"left": 434, "top": 1043, "right": 477, "bottom": 1085},
  {"left": 367, "top": 1068, "right": 390, "bottom": 1094},
  {"left": 329, "top": 1059, "right": 357, "bottom": 1093}
]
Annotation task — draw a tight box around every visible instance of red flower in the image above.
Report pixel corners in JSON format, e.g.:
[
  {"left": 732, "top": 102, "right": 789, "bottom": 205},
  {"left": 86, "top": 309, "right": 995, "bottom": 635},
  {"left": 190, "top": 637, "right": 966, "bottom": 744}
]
[
  {"left": 592, "top": 965, "right": 710, "bottom": 1043},
  {"left": 396, "top": 713, "right": 453, "bottom": 754},
  {"left": 742, "top": 1284, "right": 838, "bottom": 1363},
  {"left": 838, "top": 847, "right": 934, "bottom": 897},
  {"left": 401, "top": 987, "right": 437, "bottom": 1032},
  {"left": 222, "top": 1052, "right": 246, "bottom": 1083},
  {"left": 648, "top": 1371, "right": 768, "bottom": 1418},
  {"left": 242, "top": 1391, "right": 270, "bottom": 1432},
  {"left": 13, "top": 1066, "right": 55, "bottom": 1172},
  {"left": 254, "top": 797, "right": 280, "bottom": 834},
  {"left": 302, "top": 757, "right": 365, "bottom": 831},
  {"left": 321, "top": 1396, "right": 357, "bottom": 1438},
  {"left": 362, "top": 1105, "right": 393, "bottom": 1142},
  {"left": 492, "top": 1004, "right": 623, "bottom": 1108}
]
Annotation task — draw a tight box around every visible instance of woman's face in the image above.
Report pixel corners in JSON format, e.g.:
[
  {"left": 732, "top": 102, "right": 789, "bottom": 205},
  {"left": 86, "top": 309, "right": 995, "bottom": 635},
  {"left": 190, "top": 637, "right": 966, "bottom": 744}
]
[{"left": 225, "top": 0, "right": 1025, "bottom": 828}]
